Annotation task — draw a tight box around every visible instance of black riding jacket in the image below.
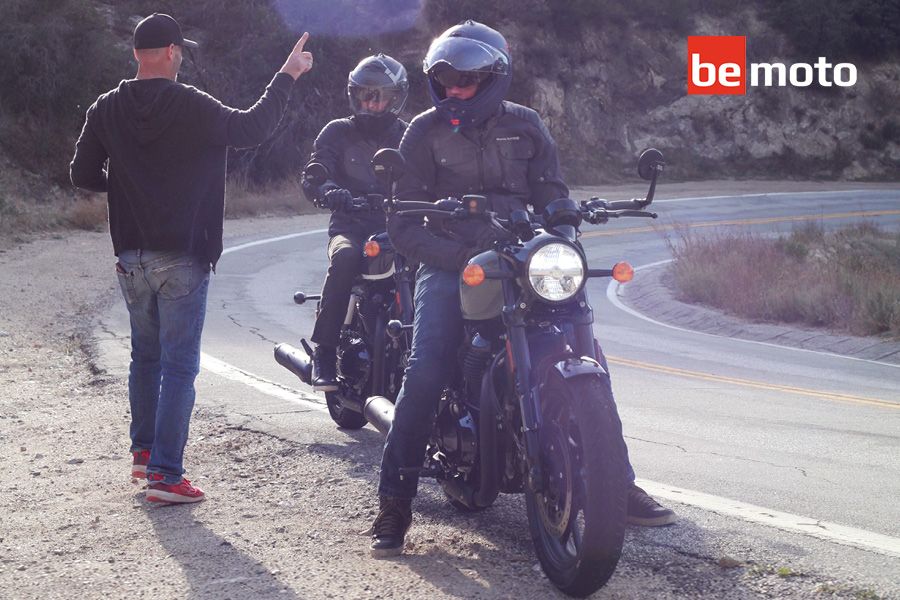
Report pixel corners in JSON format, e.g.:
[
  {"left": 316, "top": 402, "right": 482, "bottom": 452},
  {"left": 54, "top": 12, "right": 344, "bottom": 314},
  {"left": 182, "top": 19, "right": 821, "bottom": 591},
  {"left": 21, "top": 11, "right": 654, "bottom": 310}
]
[
  {"left": 302, "top": 116, "right": 407, "bottom": 239},
  {"left": 387, "top": 101, "right": 568, "bottom": 272}
]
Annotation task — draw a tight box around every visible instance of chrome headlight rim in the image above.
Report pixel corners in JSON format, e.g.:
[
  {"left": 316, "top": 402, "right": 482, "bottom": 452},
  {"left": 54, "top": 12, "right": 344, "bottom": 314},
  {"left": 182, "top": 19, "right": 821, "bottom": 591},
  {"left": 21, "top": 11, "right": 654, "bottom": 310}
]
[{"left": 525, "top": 240, "right": 586, "bottom": 303}]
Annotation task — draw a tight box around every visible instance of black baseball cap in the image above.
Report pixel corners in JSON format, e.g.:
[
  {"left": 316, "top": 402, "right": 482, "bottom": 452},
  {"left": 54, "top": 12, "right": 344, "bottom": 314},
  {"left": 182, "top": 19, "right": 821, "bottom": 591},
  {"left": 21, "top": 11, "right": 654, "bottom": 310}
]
[{"left": 133, "top": 13, "right": 198, "bottom": 50}]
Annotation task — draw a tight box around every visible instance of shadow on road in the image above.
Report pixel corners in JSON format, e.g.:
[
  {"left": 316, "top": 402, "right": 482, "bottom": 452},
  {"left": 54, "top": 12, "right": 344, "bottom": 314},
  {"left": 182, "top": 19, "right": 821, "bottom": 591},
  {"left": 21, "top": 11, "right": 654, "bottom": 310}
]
[{"left": 146, "top": 500, "right": 301, "bottom": 600}]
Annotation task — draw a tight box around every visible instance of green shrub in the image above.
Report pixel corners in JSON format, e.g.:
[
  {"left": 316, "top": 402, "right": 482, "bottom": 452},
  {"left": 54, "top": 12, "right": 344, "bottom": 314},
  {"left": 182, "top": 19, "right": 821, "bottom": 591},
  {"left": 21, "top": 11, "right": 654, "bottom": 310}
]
[{"left": 761, "top": 0, "right": 900, "bottom": 61}]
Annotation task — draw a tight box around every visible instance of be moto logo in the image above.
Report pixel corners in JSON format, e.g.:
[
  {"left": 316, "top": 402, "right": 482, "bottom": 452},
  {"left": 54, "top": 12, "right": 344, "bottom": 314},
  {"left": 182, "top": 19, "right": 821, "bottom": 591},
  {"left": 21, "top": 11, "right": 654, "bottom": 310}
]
[{"left": 687, "top": 36, "right": 858, "bottom": 95}]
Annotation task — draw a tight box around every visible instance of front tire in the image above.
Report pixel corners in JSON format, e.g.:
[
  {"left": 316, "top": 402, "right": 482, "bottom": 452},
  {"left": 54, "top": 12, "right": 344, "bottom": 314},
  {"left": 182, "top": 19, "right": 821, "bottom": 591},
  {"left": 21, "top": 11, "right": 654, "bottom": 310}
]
[
  {"left": 325, "top": 391, "right": 368, "bottom": 429},
  {"left": 525, "top": 371, "right": 628, "bottom": 597}
]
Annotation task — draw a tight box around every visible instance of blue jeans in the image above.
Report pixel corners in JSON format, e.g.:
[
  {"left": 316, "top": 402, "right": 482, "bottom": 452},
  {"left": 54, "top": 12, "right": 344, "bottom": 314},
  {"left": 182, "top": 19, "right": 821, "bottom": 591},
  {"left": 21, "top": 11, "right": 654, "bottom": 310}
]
[
  {"left": 378, "top": 265, "right": 635, "bottom": 499},
  {"left": 116, "top": 250, "right": 210, "bottom": 484}
]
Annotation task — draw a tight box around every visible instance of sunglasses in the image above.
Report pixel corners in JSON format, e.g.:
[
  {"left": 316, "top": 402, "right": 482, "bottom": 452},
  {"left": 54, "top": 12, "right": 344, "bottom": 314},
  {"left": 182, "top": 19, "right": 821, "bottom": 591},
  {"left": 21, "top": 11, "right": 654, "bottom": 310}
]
[
  {"left": 433, "top": 69, "right": 490, "bottom": 89},
  {"left": 352, "top": 88, "right": 390, "bottom": 103}
]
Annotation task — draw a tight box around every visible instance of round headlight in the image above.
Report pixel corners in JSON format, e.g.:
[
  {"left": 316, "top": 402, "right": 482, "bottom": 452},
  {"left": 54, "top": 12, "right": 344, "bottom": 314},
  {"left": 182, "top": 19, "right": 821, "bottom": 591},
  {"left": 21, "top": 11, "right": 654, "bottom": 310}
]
[{"left": 527, "top": 243, "right": 585, "bottom": 302}]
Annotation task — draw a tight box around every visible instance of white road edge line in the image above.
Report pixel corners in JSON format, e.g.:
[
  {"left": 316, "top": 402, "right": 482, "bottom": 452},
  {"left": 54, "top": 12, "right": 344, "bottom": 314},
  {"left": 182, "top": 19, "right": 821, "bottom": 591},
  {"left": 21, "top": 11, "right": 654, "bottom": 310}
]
[
  {"left": 605, "top": 260, "right": 900, "bottom": 369},
  {"left": 201, "top": 352, "right": 327, "bottom": 413},
  {"left": 637, "top": 479, "right": 900, "bottom": 559},
  {"left": 652, "top": 189, "right": 890, "bottom": 203},
  {"left": 203, "top": 227, "right": 333, "bottom": 413},
  {"left": 202, "top": 204, "right": 900, "bottom": 560},
  {"left": 221, "top": 228, "right": 329, "bottom": 256}
]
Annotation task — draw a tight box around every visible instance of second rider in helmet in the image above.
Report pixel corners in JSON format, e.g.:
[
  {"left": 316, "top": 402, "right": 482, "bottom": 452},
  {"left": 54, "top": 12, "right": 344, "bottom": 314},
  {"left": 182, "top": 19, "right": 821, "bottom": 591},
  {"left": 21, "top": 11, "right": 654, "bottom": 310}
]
[{"left": 302, "top": 54, "right": 408, "bottom": 391}]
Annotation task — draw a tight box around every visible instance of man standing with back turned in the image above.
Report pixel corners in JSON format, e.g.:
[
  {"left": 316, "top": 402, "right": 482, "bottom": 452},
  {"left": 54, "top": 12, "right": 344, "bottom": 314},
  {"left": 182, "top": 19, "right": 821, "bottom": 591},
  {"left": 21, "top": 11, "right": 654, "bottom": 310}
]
[{"left": 70, "top": 13, "right": 313, "bottom": 503}]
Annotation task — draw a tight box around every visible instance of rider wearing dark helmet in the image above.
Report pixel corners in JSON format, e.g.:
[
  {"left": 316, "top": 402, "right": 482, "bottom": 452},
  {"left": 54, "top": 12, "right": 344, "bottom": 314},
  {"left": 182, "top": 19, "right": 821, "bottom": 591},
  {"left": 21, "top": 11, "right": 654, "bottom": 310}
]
[
  {"left": 369, "top": 21, "right": 675, "bottom": 558},
  {"left": 301, "top": 54, "right": 408, "bottom": 391}
]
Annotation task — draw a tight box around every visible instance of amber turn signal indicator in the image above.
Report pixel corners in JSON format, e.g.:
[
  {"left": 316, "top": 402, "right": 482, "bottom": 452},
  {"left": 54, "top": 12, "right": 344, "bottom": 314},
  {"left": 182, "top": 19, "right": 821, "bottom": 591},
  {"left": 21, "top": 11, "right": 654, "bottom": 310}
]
[
  {"left": 612, "top": 262, "right": 634, "bottom": 283},
  {"left": 364, "top": 241, "right": 381, "bottom": 257},
  {"left": 463, "top": 264, "right": 486, "bottom": 286}
]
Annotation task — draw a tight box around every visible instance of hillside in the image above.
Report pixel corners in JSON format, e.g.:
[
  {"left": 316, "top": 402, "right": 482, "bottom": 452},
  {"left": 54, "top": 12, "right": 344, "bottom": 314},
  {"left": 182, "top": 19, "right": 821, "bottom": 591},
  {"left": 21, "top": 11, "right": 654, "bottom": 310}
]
[{"left": 0, "top": 0, "right": 897, "bottom": 206}]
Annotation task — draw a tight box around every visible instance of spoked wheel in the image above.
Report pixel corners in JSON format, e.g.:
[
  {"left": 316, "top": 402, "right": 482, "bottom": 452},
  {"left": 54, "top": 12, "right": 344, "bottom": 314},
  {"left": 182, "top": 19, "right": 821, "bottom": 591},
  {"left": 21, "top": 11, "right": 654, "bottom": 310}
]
[
  {"left": 525, "top": 371, "right": 628, "bottom": 597},
  {"left": 325, "top": 391, "right": 368, "bottom": 430}
]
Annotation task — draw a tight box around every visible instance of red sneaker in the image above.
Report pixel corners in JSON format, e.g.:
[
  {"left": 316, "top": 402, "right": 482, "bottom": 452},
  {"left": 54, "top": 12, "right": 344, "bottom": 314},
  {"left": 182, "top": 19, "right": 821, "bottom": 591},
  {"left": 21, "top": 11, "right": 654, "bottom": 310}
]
[
  {"left": 146, "top": 473, "right": 205, "bottom": 504},
  {"left": 132, "top": 449, "right": 150, "bottom": 479}
]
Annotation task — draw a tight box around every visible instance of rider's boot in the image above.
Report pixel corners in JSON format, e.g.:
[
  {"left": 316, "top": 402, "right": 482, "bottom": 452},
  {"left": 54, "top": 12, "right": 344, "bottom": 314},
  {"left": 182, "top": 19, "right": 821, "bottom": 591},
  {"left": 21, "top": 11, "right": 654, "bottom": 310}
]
[
  {"left": 312, "top": 345, "right": 338, "bottom": 392},
  {"left": 626, "top": 484, "right": 677, "bottom": 526},
  {"left": 370, "top": 495, "right": 412, "bottom": 558}
]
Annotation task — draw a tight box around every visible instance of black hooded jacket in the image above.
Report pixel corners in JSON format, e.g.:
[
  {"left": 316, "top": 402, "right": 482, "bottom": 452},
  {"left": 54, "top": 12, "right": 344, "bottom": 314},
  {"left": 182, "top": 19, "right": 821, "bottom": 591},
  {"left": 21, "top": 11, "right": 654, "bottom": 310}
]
[
  {"left": 386, "top": 100, "right": 569, "bottom": 272},
  {"left": 70, "top": 72, "right": 294, "bottom": 268},
  {"left": 301, "top": 115, "right": 407, "bottom": 239}
]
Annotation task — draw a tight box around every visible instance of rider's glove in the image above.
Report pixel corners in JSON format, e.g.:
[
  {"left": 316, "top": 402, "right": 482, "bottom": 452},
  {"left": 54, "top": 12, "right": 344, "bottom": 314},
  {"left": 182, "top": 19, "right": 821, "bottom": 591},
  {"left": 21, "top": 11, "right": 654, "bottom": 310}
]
[{"left": 324, "top": 188, "right": 353, "bottom": 212}]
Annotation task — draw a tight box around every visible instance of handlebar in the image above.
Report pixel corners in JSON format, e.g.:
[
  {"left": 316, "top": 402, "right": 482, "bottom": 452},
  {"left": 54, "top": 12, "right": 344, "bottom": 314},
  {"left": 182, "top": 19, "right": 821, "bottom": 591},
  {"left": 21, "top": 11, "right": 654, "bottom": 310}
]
[
  {"left": 316, "top": 193, "right": 385, "bottom": 213},
  {"left": 585, "top": 197, "right": 653, "bottom": 211},
  {"left": 393, "top": 197, "right": 657, "bottom": 233}
]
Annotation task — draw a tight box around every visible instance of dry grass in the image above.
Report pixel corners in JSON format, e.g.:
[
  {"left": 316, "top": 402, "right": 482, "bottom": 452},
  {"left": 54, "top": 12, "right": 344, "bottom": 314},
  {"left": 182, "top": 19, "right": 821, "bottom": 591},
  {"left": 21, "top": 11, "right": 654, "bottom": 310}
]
[
  {"left": 224, "top": 177, "right": 323, "bottom": 219},
  {"left": 1, "top": 192, "right": 112, "bottom": 236},
  {"left": 0, "top": 175, "right": 326, "bottom": 242},
  {"left": 668, "top": 221, "right": 900, "bottom": 339},
  {"left": 66, "top": 197, "right": 108, "bottom": 231}
]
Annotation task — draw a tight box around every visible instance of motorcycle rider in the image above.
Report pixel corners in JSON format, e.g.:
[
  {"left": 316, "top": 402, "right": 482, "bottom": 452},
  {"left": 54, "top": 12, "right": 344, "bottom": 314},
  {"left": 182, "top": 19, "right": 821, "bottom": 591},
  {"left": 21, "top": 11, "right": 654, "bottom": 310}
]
[
  {"left": 370, "top": 21, "right": 676, "bottom": 557},
  {"left": 301, "top": 54, "right": 408, "bottom": 391}
]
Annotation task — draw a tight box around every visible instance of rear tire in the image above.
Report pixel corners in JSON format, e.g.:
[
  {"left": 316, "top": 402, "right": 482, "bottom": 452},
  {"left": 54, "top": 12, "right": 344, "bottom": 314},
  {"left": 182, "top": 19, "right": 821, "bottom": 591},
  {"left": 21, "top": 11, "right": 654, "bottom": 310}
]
[
  {"left": 325, "top": 391, "right": 368, "bottom": 430},
  {"left": 525, "top": 371, "right": 628, "bottom": 597}
]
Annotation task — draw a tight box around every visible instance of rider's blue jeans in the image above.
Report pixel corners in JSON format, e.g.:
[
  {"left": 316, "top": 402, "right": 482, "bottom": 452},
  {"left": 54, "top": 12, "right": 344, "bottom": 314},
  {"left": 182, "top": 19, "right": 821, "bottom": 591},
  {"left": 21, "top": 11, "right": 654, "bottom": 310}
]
[
  {"left": 378, "top": 265, "right": 636, "bottom": 499},
  {"left": 116, "top": 250, "right": 210, "bottom": 484}
]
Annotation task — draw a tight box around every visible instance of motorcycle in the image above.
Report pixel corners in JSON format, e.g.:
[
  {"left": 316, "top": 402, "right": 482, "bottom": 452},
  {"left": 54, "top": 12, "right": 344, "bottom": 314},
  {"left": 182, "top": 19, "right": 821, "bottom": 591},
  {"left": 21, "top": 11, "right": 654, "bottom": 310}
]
[
  {"left": 360, "top": 148, "right": 665, "bottom": 596},
  {"left": 274, "top": 160, "right": 415, "bottom": 429}
]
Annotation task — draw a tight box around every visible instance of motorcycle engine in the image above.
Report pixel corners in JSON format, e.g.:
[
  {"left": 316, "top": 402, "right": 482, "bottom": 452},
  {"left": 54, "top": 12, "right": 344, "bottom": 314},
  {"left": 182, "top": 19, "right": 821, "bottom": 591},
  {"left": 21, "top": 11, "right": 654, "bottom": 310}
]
[
  {"left": 435, "top": 393, "right": 478, "bottom": 472},
  {"left": 337, "top": 336, "right": 370, "bottom": 394}
]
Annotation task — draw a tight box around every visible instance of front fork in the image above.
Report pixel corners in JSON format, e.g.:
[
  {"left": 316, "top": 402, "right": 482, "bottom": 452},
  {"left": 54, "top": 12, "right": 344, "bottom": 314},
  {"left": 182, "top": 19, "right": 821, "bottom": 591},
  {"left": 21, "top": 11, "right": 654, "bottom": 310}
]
[
  {"left": 394, "top": 256, "right": 415, "bottom": 326},
  {"left": 501, "top": 275, "right": 546, "bottom": 493},
  {"left": 502, "top": 283, "right": 596, "bottom": 494}
]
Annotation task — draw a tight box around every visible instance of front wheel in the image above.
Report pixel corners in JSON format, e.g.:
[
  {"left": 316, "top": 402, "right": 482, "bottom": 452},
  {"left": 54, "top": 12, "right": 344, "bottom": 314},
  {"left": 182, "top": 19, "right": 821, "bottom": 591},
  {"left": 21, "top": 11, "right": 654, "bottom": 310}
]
[
  {"left": 325, "top": 391, "right": 368, "bottom": 429},
  {"left": 525, "top": 371, "right": 628, "bottom": 597}
]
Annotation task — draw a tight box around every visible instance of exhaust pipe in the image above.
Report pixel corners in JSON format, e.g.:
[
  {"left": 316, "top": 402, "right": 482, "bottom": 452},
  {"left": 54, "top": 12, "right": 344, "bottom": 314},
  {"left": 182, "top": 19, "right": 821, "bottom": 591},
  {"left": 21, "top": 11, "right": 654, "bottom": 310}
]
[
  {"left": 364, "top": 395, "right": 395, "bottom": 436},
  {"left": 274, "top": 342, "right": 312, "bottom": 385}
]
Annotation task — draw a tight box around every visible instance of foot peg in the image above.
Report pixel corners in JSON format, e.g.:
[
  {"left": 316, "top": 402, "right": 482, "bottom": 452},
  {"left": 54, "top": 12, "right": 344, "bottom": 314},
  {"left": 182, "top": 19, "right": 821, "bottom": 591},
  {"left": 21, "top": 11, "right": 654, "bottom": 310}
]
[
  {"left": 386, "top": 319, "right": 413, "bottom": 339},
  {"left": 294, "top": 292, "right": 322, "bottom": 305}
]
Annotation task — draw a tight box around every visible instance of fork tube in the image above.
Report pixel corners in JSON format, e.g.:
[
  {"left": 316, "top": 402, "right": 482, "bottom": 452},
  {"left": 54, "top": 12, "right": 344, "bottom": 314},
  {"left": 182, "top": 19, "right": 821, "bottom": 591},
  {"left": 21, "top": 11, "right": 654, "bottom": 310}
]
[
  {"left": 395, "top": 257, "right": 415, "bottom": 325},
  {"left": 501, "top": 279, "right": 545, "bottom": 492}
]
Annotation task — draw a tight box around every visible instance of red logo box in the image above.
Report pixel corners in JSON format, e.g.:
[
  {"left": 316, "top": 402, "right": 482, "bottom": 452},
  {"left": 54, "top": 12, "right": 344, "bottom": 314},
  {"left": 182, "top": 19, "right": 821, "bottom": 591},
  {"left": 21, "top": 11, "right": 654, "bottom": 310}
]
[{"left": 688, "top": 36, "right": 746, "bottom": 95}]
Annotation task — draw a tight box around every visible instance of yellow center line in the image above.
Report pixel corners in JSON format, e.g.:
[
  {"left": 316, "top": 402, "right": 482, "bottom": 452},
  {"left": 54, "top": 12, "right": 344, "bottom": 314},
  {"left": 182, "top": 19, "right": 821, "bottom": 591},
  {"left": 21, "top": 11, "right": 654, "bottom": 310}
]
[
  {"left": 581, "top": 209, "right": 900, "bottom": 238},
  {"left": 607, "top": 355, "right": 899, "bottom": 409}
]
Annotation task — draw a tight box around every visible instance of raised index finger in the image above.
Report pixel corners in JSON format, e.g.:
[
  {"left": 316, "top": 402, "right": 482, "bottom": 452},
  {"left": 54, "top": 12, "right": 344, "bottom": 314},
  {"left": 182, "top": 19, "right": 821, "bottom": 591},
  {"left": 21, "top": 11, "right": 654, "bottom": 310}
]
[{"left": 293, "top": 32, "right": 310, "bottom": 53}]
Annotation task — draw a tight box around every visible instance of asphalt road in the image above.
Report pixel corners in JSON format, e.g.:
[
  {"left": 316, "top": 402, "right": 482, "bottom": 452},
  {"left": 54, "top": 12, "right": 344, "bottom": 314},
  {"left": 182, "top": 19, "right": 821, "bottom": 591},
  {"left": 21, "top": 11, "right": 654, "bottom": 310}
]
[{"left": 100, "top": 186, "right": 900, "bottom": 597}]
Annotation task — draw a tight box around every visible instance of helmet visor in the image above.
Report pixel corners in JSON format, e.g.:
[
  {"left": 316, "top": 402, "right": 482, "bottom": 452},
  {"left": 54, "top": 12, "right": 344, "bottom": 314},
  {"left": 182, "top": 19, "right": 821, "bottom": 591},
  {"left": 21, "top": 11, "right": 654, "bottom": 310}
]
[
  {"left": 432, "top": 68, "right": 491, "bottom": 89},
  {"left": 424, "top": 36, "right": 509, "bottom": 76},
  {"left": 349, "top": 84, "right": 406, "bottom": 116}
]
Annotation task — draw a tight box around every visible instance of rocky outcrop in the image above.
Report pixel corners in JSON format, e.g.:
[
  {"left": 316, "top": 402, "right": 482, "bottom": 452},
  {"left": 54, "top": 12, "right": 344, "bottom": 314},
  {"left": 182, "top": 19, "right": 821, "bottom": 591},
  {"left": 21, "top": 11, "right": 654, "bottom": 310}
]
[{"left": 501, "top": 9, "right": 899, "bottom": 182}]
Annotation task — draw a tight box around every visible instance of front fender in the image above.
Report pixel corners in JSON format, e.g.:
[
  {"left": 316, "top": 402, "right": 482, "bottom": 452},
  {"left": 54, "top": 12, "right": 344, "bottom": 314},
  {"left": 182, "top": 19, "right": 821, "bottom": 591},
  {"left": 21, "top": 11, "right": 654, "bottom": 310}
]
[{"left": 550, "top": 355, "right": 608, "bottom": 380}]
